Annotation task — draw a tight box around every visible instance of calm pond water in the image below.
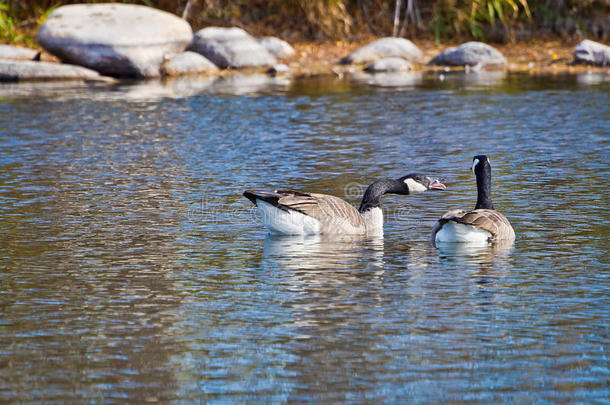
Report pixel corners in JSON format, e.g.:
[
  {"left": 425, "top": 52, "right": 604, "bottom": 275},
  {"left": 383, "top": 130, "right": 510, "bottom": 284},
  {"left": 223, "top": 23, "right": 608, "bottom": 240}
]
[{"left": 1, "top": 71, "right": 608, "bottom": 403}]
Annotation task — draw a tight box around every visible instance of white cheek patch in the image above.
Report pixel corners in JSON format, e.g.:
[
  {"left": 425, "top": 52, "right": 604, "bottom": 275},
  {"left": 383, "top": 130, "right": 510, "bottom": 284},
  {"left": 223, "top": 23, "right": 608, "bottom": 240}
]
[
  {"left": 405, "top": 178, "right": 428, "bottom": 194},
  {"left": 472, "top": 158, "right": 480, "bottom": 173}
]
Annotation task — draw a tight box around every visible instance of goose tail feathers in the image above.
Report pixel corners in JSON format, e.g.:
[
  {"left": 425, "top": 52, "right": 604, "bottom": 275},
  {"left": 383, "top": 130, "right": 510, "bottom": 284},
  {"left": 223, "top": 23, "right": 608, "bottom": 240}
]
[{"left": 243, "top": 190, "right": 282, "bottom": 206}]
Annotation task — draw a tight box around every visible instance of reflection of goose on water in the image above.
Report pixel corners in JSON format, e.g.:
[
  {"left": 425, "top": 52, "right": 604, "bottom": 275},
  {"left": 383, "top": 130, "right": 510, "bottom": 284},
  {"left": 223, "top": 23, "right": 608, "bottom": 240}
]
[
  {"left": 244, "top": 174, "right": 445, "bottom": 236},
  {"left": 263, "top": 234, "right": 385, "bottom": 272},
  {"left": 432, "top": 155, "right": 515, "bottom": 245},
  {"left": 262, "top": 235, "right": 386, "bottom": 332},
  {"left": 351, "top": 71, "right": 424, "bottom": 88},
  {"left": 436, "top": 239, "right": 514, "bottom": 266}
]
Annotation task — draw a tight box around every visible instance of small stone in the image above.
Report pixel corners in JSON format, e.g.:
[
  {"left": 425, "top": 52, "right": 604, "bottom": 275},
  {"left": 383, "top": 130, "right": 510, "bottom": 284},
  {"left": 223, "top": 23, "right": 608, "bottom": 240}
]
[
  {"left": 267, "top": 64, "right": 290, "bottom": 75},
  {"left": 258, "top": 37, "right": 295, "bottom": 59},
  {"left": 573, "top": 40, "right": 610, "bottom": 66},
  {"left": 430, "top": 42, "right": 506, "bottom": 67},
  {"left": 161, "top": 51, "right": 218, "bottom": 76},
  {"left": 189, "top": 27, "right": 277, "bottom": 69},
  {"left": 364, "top": 57, "right": 412, "bottom": 73},
  {"left": 0, "top": 60, "right": 105, "bottom": 82},
  {"left": 0, "top": 45, "right": 40, "bottom": 61},
  {"left": 341, "top": 37, "right": 423, "bottom": 65}
]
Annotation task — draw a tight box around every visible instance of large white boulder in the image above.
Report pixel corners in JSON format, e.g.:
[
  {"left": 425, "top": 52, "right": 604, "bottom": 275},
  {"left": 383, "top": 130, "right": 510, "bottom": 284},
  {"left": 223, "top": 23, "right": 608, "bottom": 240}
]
[
  {"left": 189, "top": 27, "right": 277, "bottom": 69},
  {"left": 37, "top": 3, "right": 193, "bottom": 78},
  {"left": 430, "top": 42, "right": 506, "bottom": 67},
  {"left": 341, "top": 37, "right": 423, "bottom": 64},
  {"left": 574, "top": 40, "right": 610, "bottom": 66}
]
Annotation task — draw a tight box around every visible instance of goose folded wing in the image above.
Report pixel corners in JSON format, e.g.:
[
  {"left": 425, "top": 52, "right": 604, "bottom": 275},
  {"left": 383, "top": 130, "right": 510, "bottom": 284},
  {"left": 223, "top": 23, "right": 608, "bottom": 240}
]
[
  {"left": 276, "top": 191, "right": 364, "bottom": 229},
  {"left": 452, "top": 209, "right": 510, "bottom": 237}
]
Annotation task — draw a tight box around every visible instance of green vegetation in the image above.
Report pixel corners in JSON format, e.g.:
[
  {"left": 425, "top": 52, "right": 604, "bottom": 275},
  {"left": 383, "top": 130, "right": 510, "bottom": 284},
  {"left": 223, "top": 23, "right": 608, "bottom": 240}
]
[{"left": 1, "top": 0, "right": 608, "bottom": 45}]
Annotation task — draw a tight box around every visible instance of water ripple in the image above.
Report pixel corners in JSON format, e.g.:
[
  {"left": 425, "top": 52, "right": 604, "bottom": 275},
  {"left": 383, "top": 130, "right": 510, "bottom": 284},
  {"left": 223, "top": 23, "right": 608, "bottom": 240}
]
[{"left": 0, "top": 74, "right": 608, "bottom": 403}]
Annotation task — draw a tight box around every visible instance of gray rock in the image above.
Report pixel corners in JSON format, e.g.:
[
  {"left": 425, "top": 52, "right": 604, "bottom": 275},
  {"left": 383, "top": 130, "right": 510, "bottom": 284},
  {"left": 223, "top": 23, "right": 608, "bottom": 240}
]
[
  {"left": 267, "top": 64, "right": 290, "bottom": 75},
  {"left": 37, "top": 3, "right": 193, "bottom": 78},
  {"left": 189, "top": 27, "right": 277, "bottom": 69},
  {"left": 341, "top": 37, "right": 422, "bottom": 64},
  {"left": 0, "top": 45, "right": 40, "bottom": 60},
  {"left": 0, "top": 60, "right": 105, "bottom": 82},
  {"left": 574, "top": 40, "right": 610, "bottom": 66},
  {"left": 161, "top": 51, "right": 218, "bottom": 76},
  {"left": 258, "top": 37, "right": 295, "bottom": 59},
  {"left": 364, "top": 57, "right": 412, "bottom": 73},
  {"left": 430, "top": 42, "right": 506, "bottom": 67}
]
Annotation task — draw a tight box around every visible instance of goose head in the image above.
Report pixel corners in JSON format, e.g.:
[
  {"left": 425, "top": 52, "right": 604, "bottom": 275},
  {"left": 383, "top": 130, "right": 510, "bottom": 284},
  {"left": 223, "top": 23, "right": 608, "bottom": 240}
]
[
  {"left": 358, "top": 173, "right": 446, "bottom": 213},
  {"left": 472, "top": 155, "right": 491, "bottom": 176},
  {"left": 399, "top": 173, "right": 446, "bottom": 195}
]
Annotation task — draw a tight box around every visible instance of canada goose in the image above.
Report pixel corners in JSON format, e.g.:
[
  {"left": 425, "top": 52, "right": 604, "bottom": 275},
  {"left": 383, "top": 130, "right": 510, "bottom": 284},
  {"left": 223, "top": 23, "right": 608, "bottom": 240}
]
[
  {"left": 431, "top": 155, "right": 515, "bottom": 245},
  {"left": 244, "top": 174, "right": 446, "bottom": 236}
]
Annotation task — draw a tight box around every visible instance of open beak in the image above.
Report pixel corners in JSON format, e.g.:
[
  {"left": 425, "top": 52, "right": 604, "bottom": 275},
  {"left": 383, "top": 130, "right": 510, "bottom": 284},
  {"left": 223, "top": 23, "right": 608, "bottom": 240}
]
[{"left": 428, "top": 179, "right": 446, "bottom": 191}]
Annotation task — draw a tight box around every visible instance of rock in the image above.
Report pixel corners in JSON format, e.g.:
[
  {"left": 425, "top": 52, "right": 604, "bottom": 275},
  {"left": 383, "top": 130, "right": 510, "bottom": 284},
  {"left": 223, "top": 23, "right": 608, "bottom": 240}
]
[
  {"left": 364, "top": 57, "right": 412, "bottom": 73},
  {"left": 258, "top": 37, "right": 295, "bottom": 59},
  {"left": 160, "top": 51, "right": 218, "bottom": 76},
  {"left": 37, "top": 3, "right": 193, "bottom": 78},
  {"left": 0, "top": 45, "right": 40, "bottom": 61},
  {"left": 341, "top": 37, "right": 423, "bottom": 65},
  {"left": 267, "top": 64, "right": 290, "bottom": 75},
  {"left": 430, "top": 42, "right": 506, "bottom": 67},
  {"left": 189, "top": 27, "right": 277, "bottom": 69},
  {"left": 573, "top": 40, "right": 610, "bottom": 66},
  {"left": 0, "top": 60, "right": 106, "bottom": 82}
]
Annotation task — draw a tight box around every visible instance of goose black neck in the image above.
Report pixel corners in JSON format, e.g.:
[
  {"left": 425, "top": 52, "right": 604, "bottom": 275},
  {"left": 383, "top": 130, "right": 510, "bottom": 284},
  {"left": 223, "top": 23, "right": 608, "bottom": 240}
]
[
  {"left": 475, "top": 165, "right": 494, "bottom": 210},
  {"left": 358, "top": 178, "right": 405, "bottom": 213}
]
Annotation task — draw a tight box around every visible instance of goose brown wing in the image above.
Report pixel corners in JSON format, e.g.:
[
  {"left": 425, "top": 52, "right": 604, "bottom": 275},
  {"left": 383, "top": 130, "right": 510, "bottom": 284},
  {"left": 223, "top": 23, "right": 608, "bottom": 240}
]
[
  {"left": 276, "top": 191, "right": 365, "bottom": 229},
  {"left": 432, "top": 208, "right": 514, "bottom": 241},
  {"left": 432, "top": 209, "right": 515, "bottom": 240},
  {"left": 456, "top": 209, "right": 514, "bottom": 240},
  {"left": 244, "top": 189, "right": 364, "bottom": 229}
]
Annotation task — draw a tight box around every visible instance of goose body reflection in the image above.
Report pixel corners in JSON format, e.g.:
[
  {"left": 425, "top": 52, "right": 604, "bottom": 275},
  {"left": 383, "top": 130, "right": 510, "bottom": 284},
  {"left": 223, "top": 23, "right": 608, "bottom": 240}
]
[
  {"left": 263, "top": 234, "right": 385, "bottom": 273},
  {"left": 436, "top": 239, "right": 514, "bottom": 267}
]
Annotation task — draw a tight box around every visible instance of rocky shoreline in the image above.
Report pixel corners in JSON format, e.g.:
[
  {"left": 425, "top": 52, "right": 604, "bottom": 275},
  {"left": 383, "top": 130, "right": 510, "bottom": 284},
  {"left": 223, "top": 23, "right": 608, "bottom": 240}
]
[{"left": 1, "top": 3, "right": 608, "bottom": 84}]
